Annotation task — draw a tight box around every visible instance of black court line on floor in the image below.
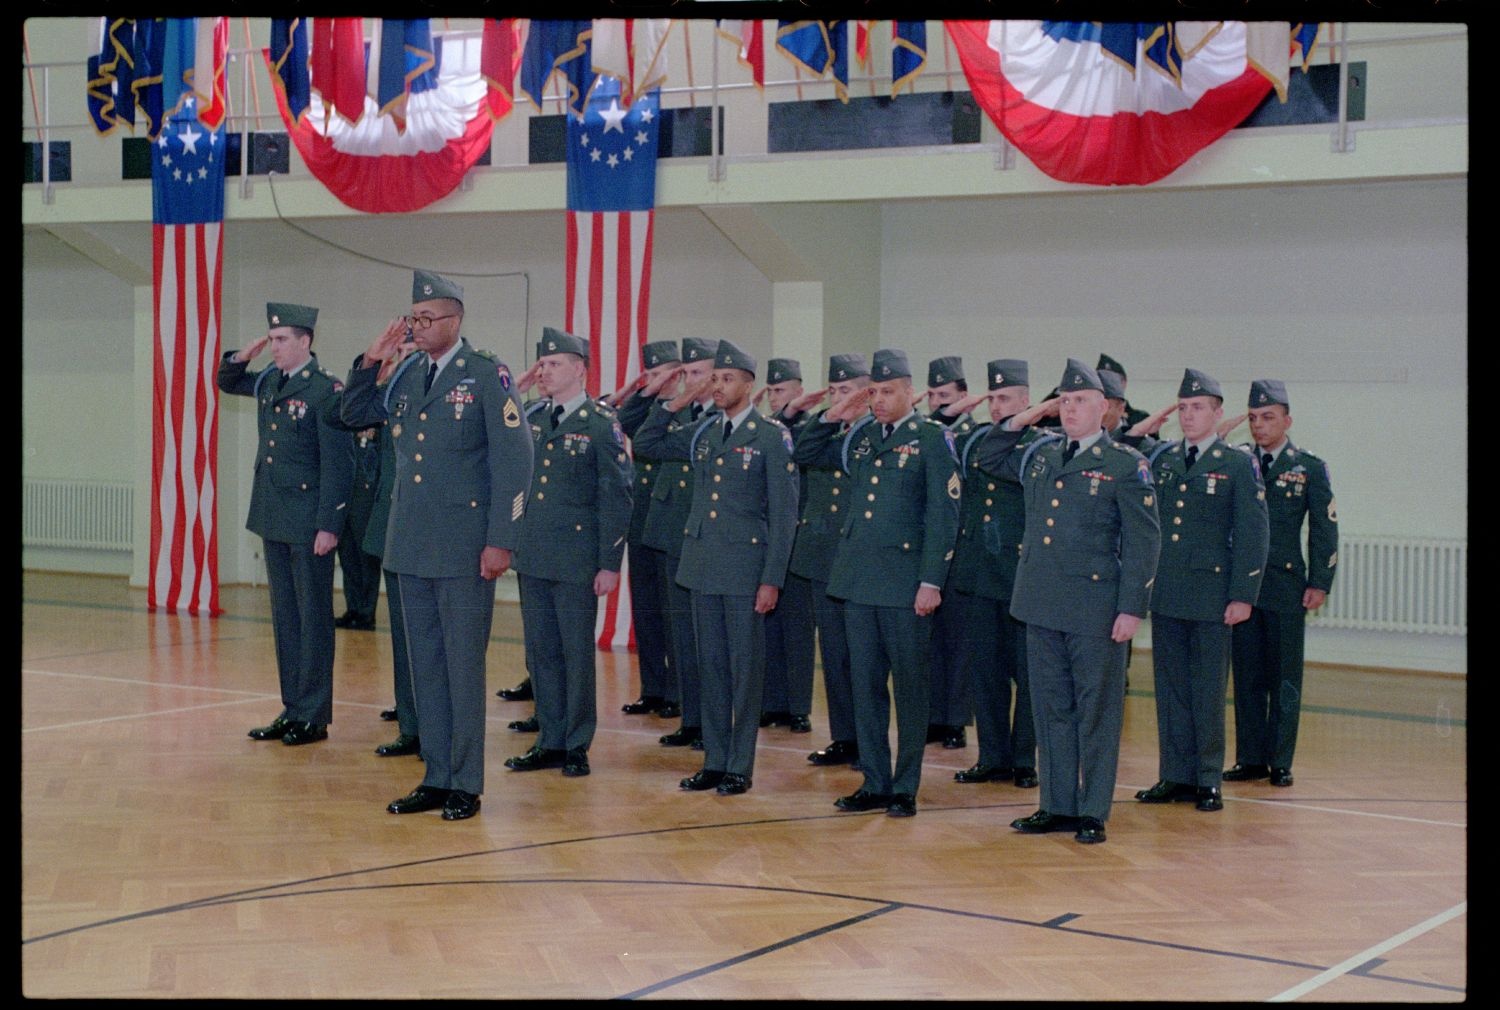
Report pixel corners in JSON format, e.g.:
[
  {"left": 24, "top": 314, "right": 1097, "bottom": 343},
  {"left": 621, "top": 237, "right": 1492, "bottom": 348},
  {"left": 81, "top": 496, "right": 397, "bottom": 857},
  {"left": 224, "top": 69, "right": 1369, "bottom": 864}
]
[{"left": 1350, "top": 957, "right": 1465, "bottom": 994}]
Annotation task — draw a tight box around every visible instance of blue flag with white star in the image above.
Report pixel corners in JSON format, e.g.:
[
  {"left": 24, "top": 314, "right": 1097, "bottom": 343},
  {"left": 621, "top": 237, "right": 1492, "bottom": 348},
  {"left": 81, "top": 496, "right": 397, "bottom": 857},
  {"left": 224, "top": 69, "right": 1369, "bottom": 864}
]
[
  {"left": 151, "top": 92, "right": 226, "bottom": 224},
  {"left": 565, "top": 76, "right": 659, "bottom": 212}
]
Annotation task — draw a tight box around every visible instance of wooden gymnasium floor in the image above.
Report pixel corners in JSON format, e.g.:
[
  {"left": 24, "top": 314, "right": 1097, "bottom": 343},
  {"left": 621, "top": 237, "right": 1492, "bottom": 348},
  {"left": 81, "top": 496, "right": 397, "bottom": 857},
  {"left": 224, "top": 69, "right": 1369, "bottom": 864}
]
[{"left": 21, "top": 571, "right": 1466, "bottom": 1000}]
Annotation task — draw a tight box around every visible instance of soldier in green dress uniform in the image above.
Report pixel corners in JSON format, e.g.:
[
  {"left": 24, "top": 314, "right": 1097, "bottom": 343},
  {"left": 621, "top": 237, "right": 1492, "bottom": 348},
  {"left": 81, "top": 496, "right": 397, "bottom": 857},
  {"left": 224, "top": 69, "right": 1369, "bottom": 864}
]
[
  {"left": 1097, "top": 353, "right": 1148, "bottom": 431},
  {"left": 923, "top": 355, "right": 975, "bottom": 751}
]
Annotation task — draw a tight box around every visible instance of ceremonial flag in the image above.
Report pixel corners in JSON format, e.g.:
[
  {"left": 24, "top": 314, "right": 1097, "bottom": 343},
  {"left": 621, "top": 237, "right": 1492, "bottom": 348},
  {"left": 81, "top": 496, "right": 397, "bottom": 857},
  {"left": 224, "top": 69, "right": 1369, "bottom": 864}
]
[
  {"left": 892, "top": 21, "right": 927, "bottom": 95},
  {"left": 591, "top": 19, "right": 672, "bottom": 104},
  {"left": 149, "top": 18, "right": 227, "bottom": 616},
  {"left": 565, "top": 76, "right": 661, "bottom": 650},
  {"left": 776, "top": 20, "right": 851, "bottom": 102},
  {"left": 309, "top": 17, "right": 365, "bottom": 127},
  {"left": 86, "top": 17, "right": 133, "bottom": 133},
  {"left": 520, "top": 19, "right": 595, "bottom": 116},
  {"left": 376, "top": 18, "right": 438, "bottom": 131},
  {"left": 716, "top": 19, "right": 765, "bottom": 88}
]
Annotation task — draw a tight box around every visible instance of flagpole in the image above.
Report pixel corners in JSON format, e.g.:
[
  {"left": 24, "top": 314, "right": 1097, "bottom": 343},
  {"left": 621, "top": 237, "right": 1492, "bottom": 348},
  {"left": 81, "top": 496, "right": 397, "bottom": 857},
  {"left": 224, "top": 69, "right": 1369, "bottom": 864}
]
[
  {"left": 711, "top": 25, "right": 721, "bottom": 182},
  {"left": 683, "top": 19, "right": 696, "bottom": 108}
]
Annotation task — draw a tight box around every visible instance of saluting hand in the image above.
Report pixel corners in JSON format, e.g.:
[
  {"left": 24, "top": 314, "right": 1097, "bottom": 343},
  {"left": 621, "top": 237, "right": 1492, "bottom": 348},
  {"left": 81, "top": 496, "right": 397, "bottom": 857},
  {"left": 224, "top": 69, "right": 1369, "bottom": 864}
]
[
  {"left": 594, "top": 570, "right": 621, "bottom": 597},
  {"left": 235, "top": 334, "right": 271, "bottom": 364},
  {"left": 1128, "top": 402, "right": 1179, "bottom": 438},
  {"left": 1010, "top": 397, "right": 1060, "bottom": 429},
  {"left": 950, "top": 390, "right": 988, "bottom": 417},
  {"left": 313, "top": 531, "right": 338, "bottom": 556},
  {"left": 1218, "top": 413, "right": 1248, "bottom": 440},
  {"left": 365, "top": 318, "right": 409, "bottom": 364},
  {"left": 668, "top": 371, "right": 712, "bottom": 413},
  {"left": 911, "top": 388, "right": 932, "bottom": 408},
  {"left": 752, "top": 386, "right": 770, "bottom": 408},
  {"left": 481, "top": 546, "right": 512, "bottom": 580},
  {"left": 787, "top": 386, "right": 829, "bottom": 419},
  {"left": 642, "top": 365, "right": 681, "bottom": 400},
  {"left": 515, "top": 360, "right": 542, "bottom": 395}
]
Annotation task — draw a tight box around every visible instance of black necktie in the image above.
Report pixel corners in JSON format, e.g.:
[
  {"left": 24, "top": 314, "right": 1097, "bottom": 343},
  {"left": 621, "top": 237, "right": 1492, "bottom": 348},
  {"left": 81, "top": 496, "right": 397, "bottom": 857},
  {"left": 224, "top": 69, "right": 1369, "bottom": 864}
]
[
  {"left": 551, "top": 404, "right": 565, "bottom": 429},
  {"left": 882, "top": 423, "right": 894, "bottom": 441},
  {"left": 424, "top": 361, "right": 438, "bottom": 393},
  {"left": 1261, "top": 452, "right": 1274, "bottom": 473},
  {"left": 723, "top": 419, "right": 734, "bottom": 443},
  {"left": 1062, "top": 439, "right": 1079, "bottom": 464},
  {"left": 691, "top": 402, "right": 703, "bottom": 421},
  {"left": 1186, "top": 445, "right": 1199, "bottom": 469},
  {"left": 275, "top": 371, "right": 288, "bottom": 394}
]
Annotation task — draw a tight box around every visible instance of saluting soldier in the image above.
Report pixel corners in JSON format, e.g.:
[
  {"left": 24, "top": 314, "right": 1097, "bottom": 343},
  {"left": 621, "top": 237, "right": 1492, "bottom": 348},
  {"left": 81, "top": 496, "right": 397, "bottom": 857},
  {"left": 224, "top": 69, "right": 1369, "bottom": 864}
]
[
  {"left": 799, "top": 348, "right": 961, "bottom": 818},
  {"left": 1221, "top": 380, "right": 1337, "bottom": 788},
  {"left": 983, "top": 358, "right": 1160, "bottom": 845},
  {"left": 342, "top": 270, "right": 534, "bottom": 822},
  {"left": 1097, "top": 353, "right": 1148, "bottom": 431},
  {"left": 1135, "top": 368, "right": 1268, "bottom": 814},
  {"left": 219, "top": 302, "right": 352, "bottom": 746},
  {"left": 504, "top": 328, "right": 633, "bottom": 778}
]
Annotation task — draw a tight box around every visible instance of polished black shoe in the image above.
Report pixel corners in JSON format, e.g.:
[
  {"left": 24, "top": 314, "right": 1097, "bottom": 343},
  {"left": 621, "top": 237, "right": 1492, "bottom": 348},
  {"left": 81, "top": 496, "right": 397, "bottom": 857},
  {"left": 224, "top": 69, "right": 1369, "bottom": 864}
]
[
  {"left": 716, "top": 773, "right": 751, "bottom": 795},
  {"left": 1196, "top": 786, "right": 1224, "bottom": 812},
  {"left": 350, "top": 615, "right": 376, "bottom": 631},
  {"left": 334, "top": 610, "right": 359, "bottom": 628},
  {"left": 1074, "top": 817, "right": 1107, "bottom": 844},
  {"left": 808, "top": 740, "right": 859, "bottom": 766},
  {"left": 247, "top": 717, "right": 293, "bottom": 740},
  {"left": 1269, "top": 767, "right": 1294, "bottom": 787},
  {"left": 659, "top": 726, "right": 702, "bottom": 748},
  {"left": 441, "top": 790, "right": 481, "bottom": 820},
  {"left": 759, "top": 710, "right": 792, "bottom": 728},
  {"left": 1013, "top": 767, "right": 1039, "bottom": 789},
  {"left": 1010, "top": 810, "right": 1079, "bottom": 834},
  {"left": 788, "top": 714, "right": 813, "bottom": 734},
  {"left": 379, "top": 708, "right": 398, "bottom": 722},
  {"left": 281, "top": 722, "right": 327, "bottom": 746},
  {"left": 886, "top": 794, "right": 917, "bottom": 817},
  {"left": 690, "top": 737, "right": 705, "bottom": 751},
  {"left": 375, "top": 733, "right": 421, "bottom": 757},
  {"left": 656, "top": 702, "right": 682, "bottom": 719},
  {"left": 942, "top": 727, "right": 968, "bottom": 750},
  {"left": 496, "top": 679, "right": 533, "bottom": 702},
  {"left": 1136, "top": 780, "right": 1196, "bottom": 803},
  {"left": 507, "top": 716, "right": 539, "bottom": 733},
  {"left": 680, "top": 769, "right": 725, "bottom": 791},
  {"left": 387, "top": 785, "right": 449, "bottom": 814},
  {"left": 955, "top": 763, "right": 1011, "bottom": 784},
  {"left": 622, "top": 695, "right": 664, "bottom": 715},
  {"left": 834, "top": 789, "right": 890, "bottom": 812},
  {"left": 1223, "top": 763, "right": 1270, "bottom": 782},
  {"left": 562, "top": 748, "right": 591, "bottom": 777},
  {"left": 505, "top": 745, "right": 566, "bottom": 771}
]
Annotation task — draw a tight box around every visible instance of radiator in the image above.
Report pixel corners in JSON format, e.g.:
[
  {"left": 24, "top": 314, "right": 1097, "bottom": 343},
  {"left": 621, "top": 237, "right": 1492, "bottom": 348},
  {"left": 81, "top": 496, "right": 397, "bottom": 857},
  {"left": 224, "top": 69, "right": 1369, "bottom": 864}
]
[
  {"left": 22, "top": 478, "right": 133, "bottom": 551},
  {"left": 1308, "top": 535, "right": 1466, "bottom": 635}
]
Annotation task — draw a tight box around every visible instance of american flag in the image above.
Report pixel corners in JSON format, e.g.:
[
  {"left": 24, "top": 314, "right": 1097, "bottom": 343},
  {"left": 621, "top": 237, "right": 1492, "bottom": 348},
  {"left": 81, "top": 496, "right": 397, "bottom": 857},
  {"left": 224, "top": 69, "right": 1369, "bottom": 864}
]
[
  {"left": 148, "top": 74, "right": 226, "bottom": 615},
  {"left": 565, "top": 75, "right": 660, "bottom": 650}
]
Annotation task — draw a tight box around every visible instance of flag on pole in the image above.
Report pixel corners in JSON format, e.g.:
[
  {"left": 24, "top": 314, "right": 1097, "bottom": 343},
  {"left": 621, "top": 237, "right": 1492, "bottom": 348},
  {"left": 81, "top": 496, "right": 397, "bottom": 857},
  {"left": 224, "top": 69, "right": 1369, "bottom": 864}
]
[
  {"left": 520, "top": 19, "right": 595, "bottom": 116},
  {"left": 591, "top": 19, "right": 672, "bottom": 104},
  {"left": 892, "top": 21, "right": 927, "bottom": 94},
  {"left": 776, "top": 20, "right": 851, "bottom": 102},
  {"left": 149, "top": 17, "right": 226, "bottom": 616},
  {"left": 565, "top": 75, "right": 661, "bottom": 650},
  {"left": 716, "top": 19, "right": 765, "bottom": 88},
  {"left": 309, "top": 17, "right": 366, "bottom": 127}
]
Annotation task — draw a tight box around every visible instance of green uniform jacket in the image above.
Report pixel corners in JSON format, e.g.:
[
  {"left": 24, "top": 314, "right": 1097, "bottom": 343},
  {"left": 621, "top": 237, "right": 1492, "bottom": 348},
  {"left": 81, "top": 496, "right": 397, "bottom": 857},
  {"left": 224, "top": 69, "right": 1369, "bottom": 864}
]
[
  {"left": 801, "top": 414, "right": 961, "bottom": 609},
  {"left": 626, "top": 394, "right": 721, "bottom": 558},
  {"left": 951, "top": 422, "right": 1048, "bottom": 601},
  {"left": 616, "top": 391, "right": 666, "bottom": 543},
  {"left": 1247, "top": 440, "right": 1338, "bottom": 614},
  {"left": 669, "top": 408, "right": 800, "bottom": 596},
  {"left": 362, "top": 416, "right": 396, "bottom": 559},
  {"left": 340, "top": 338, "right": 534, "bottom": 578},
  {"left": 218, "top": 353, "right": 352, "bottom": 544},
  {"left": 788, "top": 409, "right": 867, "bottom": 580},
  {"left": 512, "top": 399, "right": 634, "bottom": 585},
  {"left": 1149, "top": 437, "right": 1270, "bottom": 622}
]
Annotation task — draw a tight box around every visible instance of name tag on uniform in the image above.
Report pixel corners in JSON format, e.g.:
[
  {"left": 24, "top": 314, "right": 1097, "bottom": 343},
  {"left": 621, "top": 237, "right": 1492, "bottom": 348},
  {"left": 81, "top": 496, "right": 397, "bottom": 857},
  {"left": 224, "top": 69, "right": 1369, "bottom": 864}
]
[{"left": 393, "top": 397, "right": 408, "bottom": 418}]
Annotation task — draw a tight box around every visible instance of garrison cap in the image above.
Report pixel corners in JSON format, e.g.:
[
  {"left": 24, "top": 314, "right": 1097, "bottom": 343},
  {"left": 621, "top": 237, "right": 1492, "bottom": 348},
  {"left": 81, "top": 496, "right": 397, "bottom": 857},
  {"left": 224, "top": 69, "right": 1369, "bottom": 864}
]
[
  {"left": 266, "top": 302, "right": 318, "bottom": 331},
  {"left": 412, "top": 269, "right": 463, "bottom": 305},
  {"left": 1178, "top": 367, "right": 1224, "bottom": 400},
  {"left": 537, "top": 326, "right": 588, "bottom": 361},
  {"left": 828, "top": 353, "right": 869, "bottom": 382},
  {"left": 682, "top": 337, "right": 720, "bottom": 363},
  {"left": 714, "top": 339, "right": 757, "bottom": 376},
  {"left": 1059, "top": 358, "right": 1104, "bottom": 393},
  {"left": 1099, "top": 368, "right": 1127, "bottom": 401},
  {"left": 987, "top": 358, "right": 1028, "bottom": 391},
  {"left": 872, "top": 348, "right": 913, "bottom": 381},
  {"left": 1096, "top": 353, "right": 1127, "bottom": 378},
  {"left": 766, "top": 358, "right": 801, "bottom": 384},
  {"left": 1249, "top": 378, "right": 1290, "bottom": 409},
  {"left": 928, "top": 355, "right": 964, "bottom": 387},
  {"left": 641, "top": 340, "right": 680, "bottom": 368}
]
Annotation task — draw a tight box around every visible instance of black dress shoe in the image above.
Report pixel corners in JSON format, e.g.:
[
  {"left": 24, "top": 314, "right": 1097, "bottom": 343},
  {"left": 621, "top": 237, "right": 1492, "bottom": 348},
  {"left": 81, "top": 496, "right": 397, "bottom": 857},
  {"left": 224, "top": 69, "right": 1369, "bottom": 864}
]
[
  {"left": 1269, "top": 767, "right": 1294, "bottom": 787},
  {"left": 690, "top": 737, "right": 705, "bottom": 751},
  {"left": 281, "top": 722, "right": 328, "bottom": 746},
  {"left": 334, "top": 611, "right": 358, "bottom": 628},
  {"left": 350, "top": 615, "right": 376, "bottom": 631},
  {"left": 1196, "top": 786, "right": 1224, "bottom": 812},
  {"left": 375, "top": 733, "right": 420, "bottom": 757},
  {"left": 788, "top": 714, "right": 813, "bottom": 733},
  {"left": 1074, "top": 817, "right": 1107, "bottom": 844},
  {"left": 809, "top": 740, "right": 859, "bottom": 766},
  {"left": 562, "top": 748, "right": 591, "bottom": 777},
  {"left": 387, "top": 785, "right": 450, "bottom": 814},
  {"left": 248, "top": 717, "right": 292, "bottom": 740},
  {"left": 379, "top": 708, "right": 398, "bottom": 722},
  {"left": 622, "top": 695, "right": 664, "bottom": 715},
  {"left": 759, "top": 710, "right": 791, "bottom": 728},
  {"left": 886, "top": 794, "right": 917, "bottom": 817},
  {"left": 496, "top": 679, "right": 534, "bottom": 702},
  {"left": 1013, "top": 767, "right": 1039, "bottom": 789},
  {"left": 505, "top": 745, "right": 566, "bottom": 771},
  {"left": 441, "top": 790, "right": 481, "bottom": 820},
  {"left": 942, "top": 727, "right": 968, "bottom": 750},
  {"left": 1135, "top": 780, "right": 1196, "bottom": 803},
  {"left": 1223, "top": 763, "right": 1270, "bottom": 782},
  {"left": 955, "top": 763, "right": 1011, "bottom": 784},
  {"left": 716, "top": 773, "right": 751, "bottom": 795},
  {"left": 656, "top": 702, "right": 682, "bottom": 719},
  {"left": 1011, "top": 810, "right": 1079, "bottom": 834},
  {"left": 660, "top": 726, "right": 702, "bottom": 747},
  {"left": 834, "top": 789, "right": 890, "bottom": 812},
  {"left": 507, "top": 716, "right": 539, "bottom": 733},
  {"left": 680, "top": 769, "right": 725, "bottom": 791}
]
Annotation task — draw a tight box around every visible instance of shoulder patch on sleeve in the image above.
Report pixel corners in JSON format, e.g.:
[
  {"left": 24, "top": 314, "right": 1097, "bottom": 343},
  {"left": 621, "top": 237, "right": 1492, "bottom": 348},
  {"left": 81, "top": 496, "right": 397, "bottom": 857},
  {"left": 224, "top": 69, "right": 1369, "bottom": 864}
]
[
  {"left": 496, "top": 363, "right": 512, "bottom": 390},
  {"left": 1137, "top": 458, "right": 1153, "bottom": 485},
  {"left": 503, "top": 399, "right": 522, "bottom": 427}
]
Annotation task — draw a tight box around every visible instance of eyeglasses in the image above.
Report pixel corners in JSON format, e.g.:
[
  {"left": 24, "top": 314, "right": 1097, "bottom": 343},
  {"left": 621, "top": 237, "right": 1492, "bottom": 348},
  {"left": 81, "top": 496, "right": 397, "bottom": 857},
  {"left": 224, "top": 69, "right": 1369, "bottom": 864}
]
[{"left": 407, "top": 312, "right": 459, "bottom": 331}]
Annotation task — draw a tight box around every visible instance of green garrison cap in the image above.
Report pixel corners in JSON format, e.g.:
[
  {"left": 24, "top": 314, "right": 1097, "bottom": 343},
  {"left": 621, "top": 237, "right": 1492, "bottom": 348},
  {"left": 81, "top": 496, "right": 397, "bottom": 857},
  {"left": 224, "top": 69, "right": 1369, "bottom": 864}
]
[
  {"left": 928, "top": 355, "right": 964, "bottom": 387},
  {"left": 987, "top": 358, "right": 1028, "bottom": 391},
  {"left": 412, "top": 269, "right": 463, "bottom": 305},
  {"left": 714, "top": 339, "right": 757, "bottom": 376},
  {"left": 682, "top": 338, "right": 720, "bottom": 363},
  {"left": 641, "top": 340, "right": 680, "bottom": 368},
  {"left": 827, "top": 353, "right": 869, "bottom": 382},
  {"left": 1179, "top": 367, "right": 1224, "bottom": 400},
  {"left": 872, "top": 349, "right": 913, "bottom": 380},
  {"left": 266, "top": 302, "right": 318, "bottom": 330},
  {"left": 1060, "top": 358, "right": 1104, "bottom": 393},
  {"left": 1099, "top": 368, "right": 1127, "bottom": 401},
  {"left": 767, "top": 358, "right": 801, "bottom": 384},
  {"left": 1096, "top": 353, "right": 1127, "bottom": 378},
  {"left": 1249, "top": 379, "right": 1290, "bottom": 408},
  {"left": 537, "top": 326, "right": 589, "bottom": 360}
]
